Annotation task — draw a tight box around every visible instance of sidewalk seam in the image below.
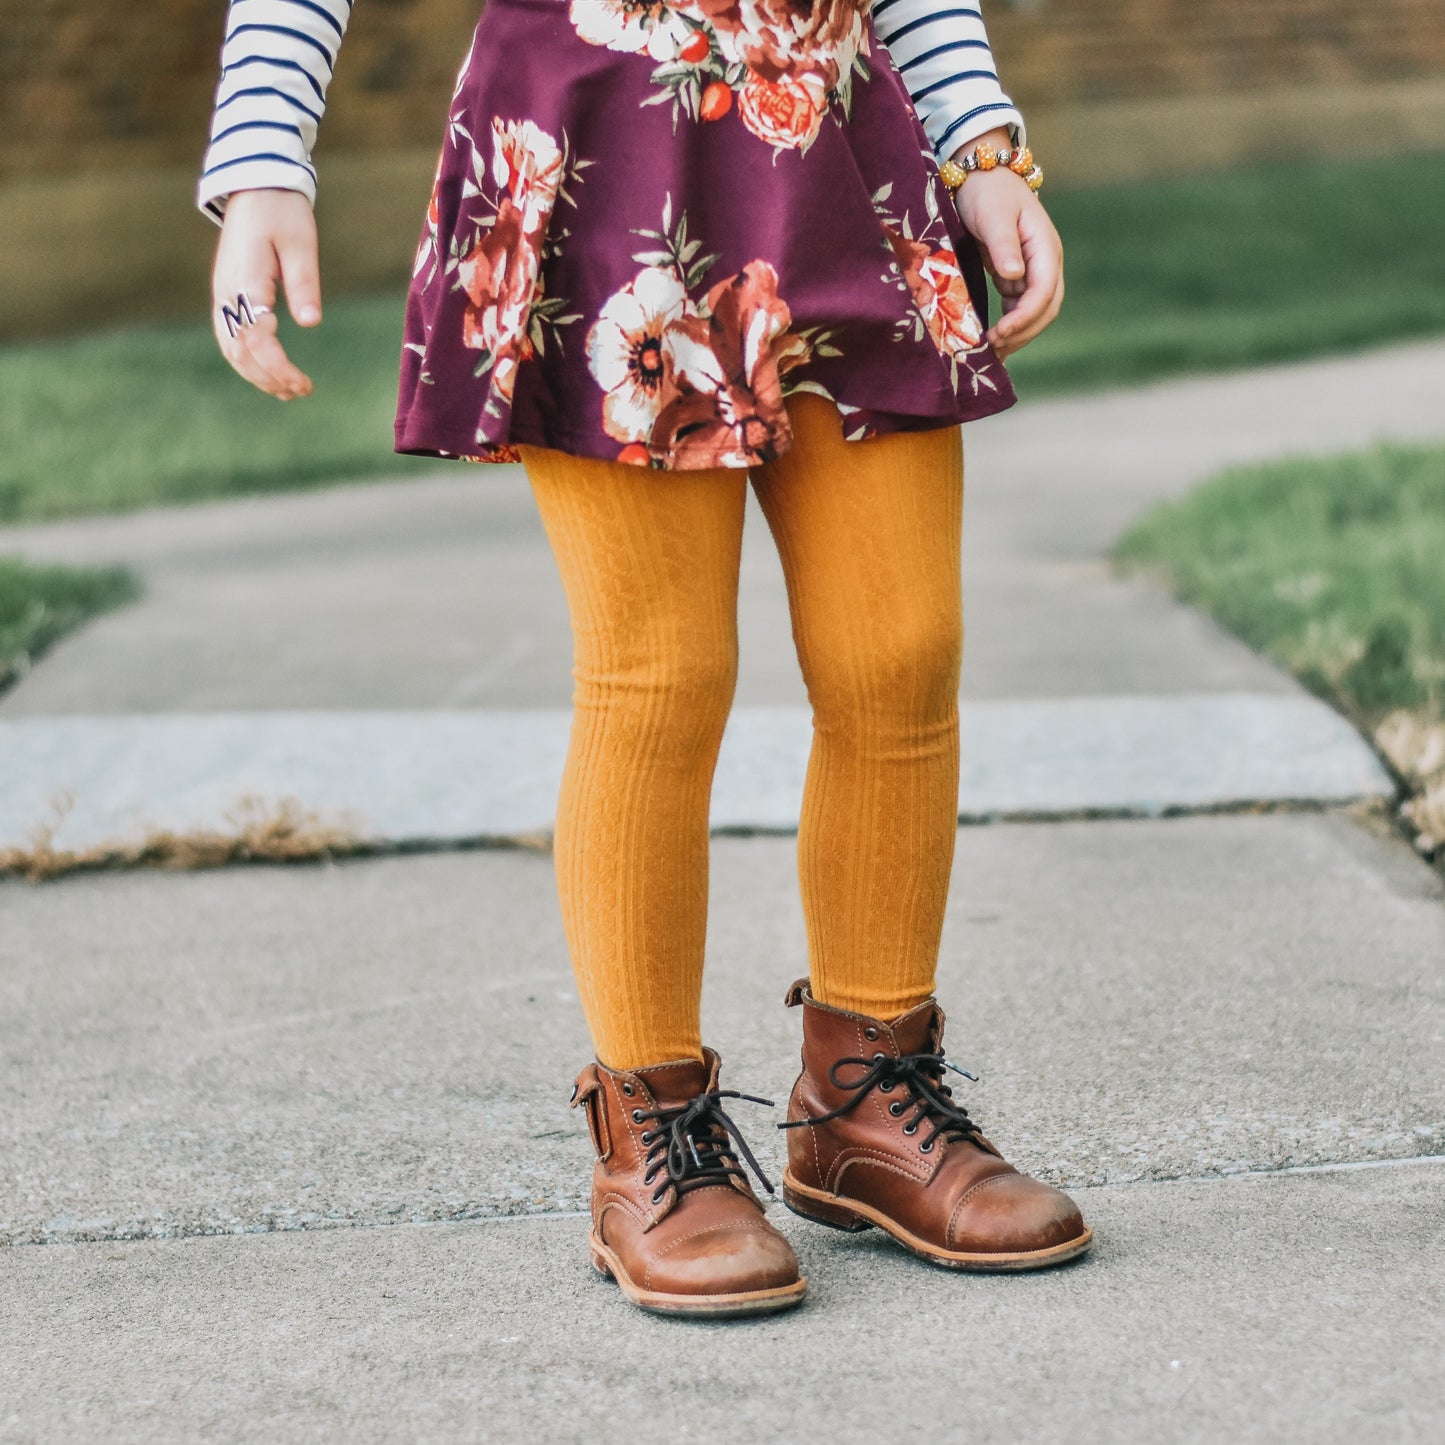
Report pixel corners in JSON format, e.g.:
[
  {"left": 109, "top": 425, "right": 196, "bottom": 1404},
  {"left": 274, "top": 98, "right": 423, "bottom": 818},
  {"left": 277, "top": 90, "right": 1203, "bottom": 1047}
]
[{"left": 6, "top": 1154, "right": 1441, "bottom": 1249}]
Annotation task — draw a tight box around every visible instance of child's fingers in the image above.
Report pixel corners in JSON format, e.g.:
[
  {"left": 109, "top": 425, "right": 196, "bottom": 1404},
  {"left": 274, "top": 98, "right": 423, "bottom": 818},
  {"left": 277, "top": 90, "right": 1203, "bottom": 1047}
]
[
  {"left": 276, "top": 214, "right": 323, "bottom": 328},
  {"left": 992, "top": 276, "right": 1053, "bottom": 348},
  {"left": 239, "top": 309, "right": 314, "bottom": 398},
  {"left": 989, "top": 269, "right": 1064, "bottom": 353},
  {"left": 211, "top": 196, "right": 316, "bottom": 399},
  {"left": 213, "top": 274, "right": 293, "bottom": 398},
  {"left": 988, "top": 205, "right": 1064, "bottom": 350},
  {"left": 970, "top": 201, "right": 1027, "bottom": 284}
]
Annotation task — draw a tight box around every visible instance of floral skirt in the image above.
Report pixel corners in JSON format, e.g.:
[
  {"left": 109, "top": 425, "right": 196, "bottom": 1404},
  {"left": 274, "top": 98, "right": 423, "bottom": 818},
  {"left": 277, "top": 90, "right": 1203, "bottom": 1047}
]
[{"left": 392, "top": 0, "right": 1018, "bottom": 470}]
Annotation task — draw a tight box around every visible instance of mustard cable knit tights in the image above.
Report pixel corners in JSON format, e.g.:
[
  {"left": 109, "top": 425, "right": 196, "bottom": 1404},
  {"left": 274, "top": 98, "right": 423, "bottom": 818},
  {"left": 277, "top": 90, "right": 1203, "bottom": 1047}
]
[{"left": 517, "top": 391, "right": 965, "bottom": 1071}]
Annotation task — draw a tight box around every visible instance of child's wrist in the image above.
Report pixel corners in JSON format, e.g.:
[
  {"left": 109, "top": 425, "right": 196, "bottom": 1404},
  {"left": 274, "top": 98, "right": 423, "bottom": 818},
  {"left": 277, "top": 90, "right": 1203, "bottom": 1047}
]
[
  {"left": 941, "top": 129, "right": 1043, "bottom": 196},
  {"left": 945, "top": 126, "right": 1015, "bottom": 169}
]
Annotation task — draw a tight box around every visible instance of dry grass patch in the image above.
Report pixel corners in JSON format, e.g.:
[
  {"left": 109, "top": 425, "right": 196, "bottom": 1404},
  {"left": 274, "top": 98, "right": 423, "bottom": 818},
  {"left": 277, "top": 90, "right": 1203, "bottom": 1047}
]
[
  {"left": 0, "top": 793, "right": 558, "bottom": 882},
  {"left": 0, "top": 794, "right": 371, "bottom": 882},
  {"left": 1375, "top": 712, "right": 1445, "bottom": 857}
]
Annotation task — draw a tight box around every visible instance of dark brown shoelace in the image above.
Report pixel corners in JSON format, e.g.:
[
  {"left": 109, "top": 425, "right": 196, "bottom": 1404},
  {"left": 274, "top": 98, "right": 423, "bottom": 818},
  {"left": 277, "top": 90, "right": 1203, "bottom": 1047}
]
[
  {"left": 634, "top": 1090, "right": 777, "bottom": 1205},
  {"left": 779, "top": 1052, "right": 985, "bottom": 1156}
]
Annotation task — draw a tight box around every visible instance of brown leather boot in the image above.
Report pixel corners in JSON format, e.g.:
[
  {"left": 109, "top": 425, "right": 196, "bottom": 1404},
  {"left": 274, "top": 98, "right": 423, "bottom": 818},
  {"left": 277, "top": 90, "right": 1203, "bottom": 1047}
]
[
  {"left": 779, "top": 980, "right": 1092, "bottom": 1271},
  {"left": 570, "top": 1047, "right": 807, "bottom": 1316}
]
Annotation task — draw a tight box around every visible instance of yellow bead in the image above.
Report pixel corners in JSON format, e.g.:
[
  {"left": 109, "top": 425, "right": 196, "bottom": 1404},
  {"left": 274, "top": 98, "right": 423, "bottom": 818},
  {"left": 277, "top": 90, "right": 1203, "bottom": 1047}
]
[
  {"left": 939, "top": 159, "right": 969, "bottom": 191},
  {"left": 975, "top": 141, "right": 999, "bottom": 170},
  {"left": 1025, "top": 164, "right": 1044, "bottom": 191},
  {"left": 1009, "top": 146, "right": 1033, "bottom": 174}
]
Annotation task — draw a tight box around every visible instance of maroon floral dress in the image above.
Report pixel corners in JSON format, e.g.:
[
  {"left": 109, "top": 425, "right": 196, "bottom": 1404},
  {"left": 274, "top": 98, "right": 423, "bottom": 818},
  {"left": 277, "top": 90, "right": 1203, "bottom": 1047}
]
[{"left": 392, "top": 0, "right": 1018, "bottom": 471}]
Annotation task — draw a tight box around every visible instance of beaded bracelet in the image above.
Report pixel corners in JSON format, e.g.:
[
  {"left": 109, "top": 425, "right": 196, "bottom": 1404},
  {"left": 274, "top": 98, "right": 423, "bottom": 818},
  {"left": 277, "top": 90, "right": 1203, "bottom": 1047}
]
[{"left": 939, "top": 141, "right": 1043, "bottom": 195}]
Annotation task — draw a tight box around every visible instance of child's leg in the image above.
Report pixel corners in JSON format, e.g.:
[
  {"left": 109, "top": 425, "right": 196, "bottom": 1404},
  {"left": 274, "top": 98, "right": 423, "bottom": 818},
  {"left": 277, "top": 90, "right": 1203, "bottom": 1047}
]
[
  {"left": 749, "top": 392, "right": 965, "bottom": 1019},
  {"left": 517, "top": 443, "right": 749, "bottom": 1070}
]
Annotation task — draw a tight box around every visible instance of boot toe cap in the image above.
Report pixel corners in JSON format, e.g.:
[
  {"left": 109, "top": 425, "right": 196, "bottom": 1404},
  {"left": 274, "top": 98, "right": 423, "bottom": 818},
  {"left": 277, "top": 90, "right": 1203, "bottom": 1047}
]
[
  {"left": 948, "top": 1173, "right": 1088, "bottom": 1256},
  {"left": 645, "top": 1218, "right": 801, "bottom": 1298}
]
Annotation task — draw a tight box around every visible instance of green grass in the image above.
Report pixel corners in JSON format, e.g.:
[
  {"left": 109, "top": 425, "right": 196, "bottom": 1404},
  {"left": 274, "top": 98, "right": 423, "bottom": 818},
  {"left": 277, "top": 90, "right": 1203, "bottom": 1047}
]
[
  {"left": 1115, "top": 442, "right": 1445, "bottom": 722},
  {"left": 0, "top": 557, "right": 141, "bottom": 689},
  {"left": 2, "top": 150, "right": 1443, "bottom": 524},
  {"left": 0, "top": 293, "right": 442, "bottom": 525}
]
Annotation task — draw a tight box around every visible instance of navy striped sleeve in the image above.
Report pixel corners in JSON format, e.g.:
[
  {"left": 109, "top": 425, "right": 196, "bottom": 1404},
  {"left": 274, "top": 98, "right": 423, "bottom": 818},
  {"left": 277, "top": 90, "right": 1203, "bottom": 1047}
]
[
  {"left": 871, "top": 0, "right": 1027, "bottom": 164},
  {"left": 196, "top": 0, "right": 354, "bottom": 225}
]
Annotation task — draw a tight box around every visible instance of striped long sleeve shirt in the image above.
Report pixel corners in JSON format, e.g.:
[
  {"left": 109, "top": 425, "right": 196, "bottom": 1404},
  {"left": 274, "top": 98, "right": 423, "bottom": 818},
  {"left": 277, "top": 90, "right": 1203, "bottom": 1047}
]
[
  {"left": 196, "top": 0, "right": 1026, "bottom": 225},
  {"left": 871, "top": 0, "right": 1026, "bottom": 162}
]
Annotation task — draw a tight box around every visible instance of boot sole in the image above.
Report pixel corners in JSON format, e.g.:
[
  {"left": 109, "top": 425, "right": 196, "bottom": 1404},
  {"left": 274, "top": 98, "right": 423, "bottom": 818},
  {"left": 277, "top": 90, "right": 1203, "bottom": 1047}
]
[
  {"left": 782, "top": 1171, "right": 1093, "bottom": 1273},
  {"left": 588, "top": 1231, "right": 808, "bottom": 1318}
]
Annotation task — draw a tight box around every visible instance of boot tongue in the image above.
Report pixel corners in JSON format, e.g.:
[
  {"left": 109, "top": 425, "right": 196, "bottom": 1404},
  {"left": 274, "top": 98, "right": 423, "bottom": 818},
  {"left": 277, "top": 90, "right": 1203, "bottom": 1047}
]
[
  {"left": 887, "top": 1000, "right": 941, "bottom": 1057},
  {"left": 635, "top": 1054, "right": 715, "bottom": 1107}
]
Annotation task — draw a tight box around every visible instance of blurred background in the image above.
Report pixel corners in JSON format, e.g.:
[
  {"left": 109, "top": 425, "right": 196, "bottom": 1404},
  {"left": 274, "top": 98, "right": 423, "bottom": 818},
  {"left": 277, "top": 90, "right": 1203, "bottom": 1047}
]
[
  {"left": 4, "top": 0, "right": 1444, "bottom": 336},
  {"left": 3, "top": 0, "right": 1444, "bottom": 520},
  {"left": 2, "top": 0, "right": 1444, "bottom": 849}
]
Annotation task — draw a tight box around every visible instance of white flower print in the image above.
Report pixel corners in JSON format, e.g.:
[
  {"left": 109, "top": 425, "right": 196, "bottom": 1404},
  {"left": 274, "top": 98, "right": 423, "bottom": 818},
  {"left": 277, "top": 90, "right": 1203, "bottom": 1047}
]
[
  {"left": 569, "top": 0, "right": 693, "bottom": 60},
  {"left": 587, "top": 266, "right": 697, "bottom": 442}
]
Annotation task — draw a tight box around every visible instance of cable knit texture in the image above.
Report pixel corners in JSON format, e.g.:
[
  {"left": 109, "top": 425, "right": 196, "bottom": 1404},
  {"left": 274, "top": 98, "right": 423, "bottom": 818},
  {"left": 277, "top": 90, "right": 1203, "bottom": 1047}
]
[{"left": 520, "top": 391, "right": 964, "bottom": 1068}]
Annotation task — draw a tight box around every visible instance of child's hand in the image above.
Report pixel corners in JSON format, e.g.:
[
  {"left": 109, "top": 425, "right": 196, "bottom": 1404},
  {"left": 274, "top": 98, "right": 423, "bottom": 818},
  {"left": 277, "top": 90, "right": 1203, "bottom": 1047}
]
[
  {"left": 210, "top": 189, "right": 323, "bottom": 400},
  {"left": 949, "top": 132, "right": 1064, "bottom": 360}
]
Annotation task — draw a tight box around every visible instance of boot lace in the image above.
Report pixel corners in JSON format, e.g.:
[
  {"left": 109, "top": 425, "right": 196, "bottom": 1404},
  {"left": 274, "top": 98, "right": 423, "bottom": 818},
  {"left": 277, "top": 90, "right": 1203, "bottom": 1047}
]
[
  {"left": 635, "top": 1090, "right": 777, "bottom": 1206},
  {"left": 779, "top": 1052, "right": 985, "bottom": 1156}
]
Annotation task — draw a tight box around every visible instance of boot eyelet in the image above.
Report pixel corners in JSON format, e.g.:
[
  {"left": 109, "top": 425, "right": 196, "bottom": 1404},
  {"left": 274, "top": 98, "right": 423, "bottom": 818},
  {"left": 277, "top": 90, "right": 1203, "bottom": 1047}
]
[
  {"left": 919, "top": 1139, "right": 935, "bottom": 1154},
  {"left": 863, "top": 1026, "right": 879, "bottom": 1041},
  {"left": 631, "top": 1109, "right": 644, "bottom": 1123},
  {"left": 889, "top": 1101, "right": 904, "bottom": 1116},
  {"left": 902, "top": 1122, "right": 917, "bottom": 1135},
  {"left": 621, "top": 1083, "right": 635, "bottom": 1096},
  {"left": 651, "top": 1189, "right": 665, "bottom": 1205},
  {"left": 879, "top": 1081, "right": 894, "bottom": 1093},
  {"left": 872, "top": 1052, "right": 886, "bottom": 1062}
]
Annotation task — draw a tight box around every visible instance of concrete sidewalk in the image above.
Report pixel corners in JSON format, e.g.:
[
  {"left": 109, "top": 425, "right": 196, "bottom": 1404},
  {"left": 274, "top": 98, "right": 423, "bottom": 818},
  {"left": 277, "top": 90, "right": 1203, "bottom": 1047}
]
[
  {"left": 3, "top": 826, "right": 1442, "bottom": 1441},
  {"left": 4, "top": 341, "right": 1436, "bottom": 853},
  {"left": 0, "top": 695, "right": 1393, "bottom": 851},
  {"left": 3, "top": 340, "right": 1444, "bottom": 1442},
  {"left": 6, "top": 1165, "right": 1442, "bottom": 1443},
  {"left": 4, "top": 822, "right": 1442, "bottom": 1247},
  {"left": 5, "top": 338, "right": 1444, "bottom": 715}
]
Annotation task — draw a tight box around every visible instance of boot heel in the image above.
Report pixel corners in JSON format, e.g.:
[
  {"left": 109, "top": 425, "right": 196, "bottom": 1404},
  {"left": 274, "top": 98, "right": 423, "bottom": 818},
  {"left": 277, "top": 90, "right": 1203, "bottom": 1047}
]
[
  {"left": 783, "top": 1182, "right": 872, "bottom": 1233},
  {"left": 590, "top": 1246, "right": 614, "bottom": 1279}
]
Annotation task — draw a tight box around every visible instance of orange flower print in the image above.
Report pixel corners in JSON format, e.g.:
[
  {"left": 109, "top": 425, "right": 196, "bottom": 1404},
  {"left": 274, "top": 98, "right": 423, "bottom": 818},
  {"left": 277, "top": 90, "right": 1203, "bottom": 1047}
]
[
  {"left": 773, "top": 330, "right": 811, "bottom": 379},
  {"left": 588, "top": 193, "right": 796, "bottom": 470},
  {"left": 458, "top": 443, "right": 524, "bottom": 464},
  {"left": 652, "top": 260, "right": 793, "bottom": 467},
  {"left": 458, "top": 200, "right": 536, "bottom": 404},
  {"left": 569, "top": 0, "right": 869, "bottom": 152},
  {"left": 917, "top": 246, "right": 984, "bottom": 353},
  {"left": 700, "top": 80, "right": 733, "bottom": 121},
  {"left": 730, "top": 0, "right": 866, "bottom": 100},
  {"left": 737, "top": 74, "right": 827, "bottom": 152},
  {"left": 489, "top": 118, "right": 563, "bottom": 238},
  {"left": 456, "top": 120, "right": 565, "bottom": 405},
  {"left": 886, "top": 228, "right": 984, "bottom": 358}
]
